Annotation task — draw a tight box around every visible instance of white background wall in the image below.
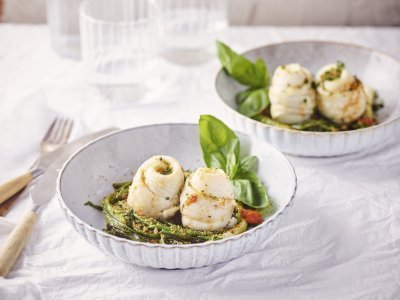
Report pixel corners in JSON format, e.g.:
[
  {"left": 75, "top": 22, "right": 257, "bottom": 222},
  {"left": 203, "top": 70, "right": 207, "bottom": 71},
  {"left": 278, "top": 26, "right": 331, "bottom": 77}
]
[
  {"left": 229, "top": 0, "right": 400, "bottom": 26},
  {"left": 2, "top": 0, "right": 400, "bottom": 25}
]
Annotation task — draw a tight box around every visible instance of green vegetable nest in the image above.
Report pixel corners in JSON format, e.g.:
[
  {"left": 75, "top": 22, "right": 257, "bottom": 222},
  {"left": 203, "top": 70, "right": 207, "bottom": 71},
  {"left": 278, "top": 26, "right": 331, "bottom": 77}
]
[
  {"left": 86, "top": 115, "right": 275, "bottom": 245},
  {"left": 87, "top": 182, "right": 249, "bottom": 245},
  {"left": 216, "top": 41, "right": 384, "bottom": 132}
]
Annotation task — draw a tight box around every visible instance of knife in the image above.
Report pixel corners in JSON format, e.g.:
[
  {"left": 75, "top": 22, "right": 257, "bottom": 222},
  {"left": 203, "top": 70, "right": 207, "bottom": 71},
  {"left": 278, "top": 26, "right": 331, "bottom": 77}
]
[
  {"left": 0, "top": 167, "right": 58, "bottom": 277},
  {"left": 0, "top": 128, "right": 118, "bottom": 209},
  {"left": 0, "top": 128, "right": 118, "bottom": 277}
]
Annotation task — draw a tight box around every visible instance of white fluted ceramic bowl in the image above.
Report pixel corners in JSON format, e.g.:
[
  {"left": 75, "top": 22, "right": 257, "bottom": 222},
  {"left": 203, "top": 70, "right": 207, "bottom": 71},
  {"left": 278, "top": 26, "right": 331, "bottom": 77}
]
[
  {"left": 215, "top": 41, "right": 400, "bottom": 157},
  {"left": 57, "top": 124, "right": 296, "bottom": 269}
]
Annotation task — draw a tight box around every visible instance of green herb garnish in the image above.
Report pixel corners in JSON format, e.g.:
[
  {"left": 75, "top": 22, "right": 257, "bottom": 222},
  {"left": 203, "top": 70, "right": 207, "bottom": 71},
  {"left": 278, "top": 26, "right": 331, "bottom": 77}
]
[
  {"left": 216, "top": 41, "right": 270, "bottom": 117},
  {"left": 199, "top": 115, "right": 269, "bottom": 209},
  {"left": 216, "top": 41, "right": 269, "bottom": 88}
]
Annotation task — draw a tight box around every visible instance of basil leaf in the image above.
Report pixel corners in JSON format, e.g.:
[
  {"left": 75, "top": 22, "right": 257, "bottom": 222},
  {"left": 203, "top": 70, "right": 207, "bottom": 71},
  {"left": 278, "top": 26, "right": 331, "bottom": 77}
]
[
  {"left": 224, "top": 138, "right": 240, "bottom": 161},
  {"left": 232, "top": 179, "right": 255, "bottom": 206},
  {"left": 240, "top": 171, "right": 269, "bottom": 208},
  {"left": 209, "top": 152, "right": 226, "bottom": 169},
  {"left": 255, "top": 59, "right": 269, "bottom": 86},
  {"left": 199, "top": 115, "right": 240, "bottom": 173},
  {"left": 257, "top": 203, "right": 275, "bottom": 218},
  {"left": 216, "top": 41, "right": 268, "bottom": 88},
  {"left": 226, "top": 150, "right": 238, "bottom": 179},
  {"left": 199, "top": 115, "right": 269, "bottom": 209},
  {"left": 236, "top": 88, "right": 254, "bottom": 105},
  {"left": 238, "top": 88, "right": 270, "bottom": 117},
  {"left": 239, "top": 155, "right": 258, "bottom": 173}
]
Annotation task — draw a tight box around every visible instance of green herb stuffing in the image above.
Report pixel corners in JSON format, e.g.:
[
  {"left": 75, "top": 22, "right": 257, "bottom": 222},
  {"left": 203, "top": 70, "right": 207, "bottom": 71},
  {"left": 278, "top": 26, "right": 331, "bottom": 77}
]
[
  {"left": 161, "top": 166, "right": 173, "bottom": 175},
  {"left": 320, "top": 61, "right": 345, "bottom": 81}
]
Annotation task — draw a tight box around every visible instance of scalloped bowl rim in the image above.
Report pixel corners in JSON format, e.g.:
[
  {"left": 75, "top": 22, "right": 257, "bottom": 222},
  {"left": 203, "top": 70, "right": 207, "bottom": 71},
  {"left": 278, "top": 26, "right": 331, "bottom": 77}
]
[
  {"left": 56, "top": 123, "right": 297, "bottom": 249},
  {"left": 215, "top": 40, "right": 400, "bottom": 136}
]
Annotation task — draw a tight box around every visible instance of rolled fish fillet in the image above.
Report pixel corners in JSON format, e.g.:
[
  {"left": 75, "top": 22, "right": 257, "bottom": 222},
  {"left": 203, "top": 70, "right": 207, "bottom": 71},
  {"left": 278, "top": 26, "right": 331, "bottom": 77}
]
[
  {"left": 269, "top": 63, "right": 317, "bottom": 124},
  {"left": 180, "top": 168, "right": 236, "bottom": 231},
  {"left": 127, "top": 155, "right": 184, "bottom": 220},
  {"left": 316, "top": 62, "right": 367, "bottom": 124}
]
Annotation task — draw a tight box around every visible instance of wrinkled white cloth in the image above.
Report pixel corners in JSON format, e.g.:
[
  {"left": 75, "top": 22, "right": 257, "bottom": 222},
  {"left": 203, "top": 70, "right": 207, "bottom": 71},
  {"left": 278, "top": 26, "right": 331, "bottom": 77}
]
[
  {"left": 0, "top": 25, "right": 399, "bottom": 300},
  {"left": 0, "top": 92, "right": 58, "bottom": 181}
]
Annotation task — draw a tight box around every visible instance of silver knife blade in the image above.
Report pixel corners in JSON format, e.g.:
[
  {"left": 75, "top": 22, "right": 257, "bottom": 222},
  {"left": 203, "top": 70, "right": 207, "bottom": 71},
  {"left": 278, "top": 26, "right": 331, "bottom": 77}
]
[
  {"left": 30, "top": 128, "right": 118, "bottom": 206},
  {"left": 36, "top": 128, "right": 118, "bottom": 171},
  {"left": 31, "top": 168, "right": 59, "bottom": 206}
]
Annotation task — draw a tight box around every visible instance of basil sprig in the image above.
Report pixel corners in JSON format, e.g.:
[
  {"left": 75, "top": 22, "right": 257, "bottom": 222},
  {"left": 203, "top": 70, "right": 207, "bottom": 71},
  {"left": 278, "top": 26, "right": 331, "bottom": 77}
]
[
  {"left": 216, "top": 41, "right": 270, "bottom": 118},
  {"left": 236, "top": 88, "right": 269, "bottom": 117},
  {"left": 199, "top": 115, "right": 269, "bottom": 208}
]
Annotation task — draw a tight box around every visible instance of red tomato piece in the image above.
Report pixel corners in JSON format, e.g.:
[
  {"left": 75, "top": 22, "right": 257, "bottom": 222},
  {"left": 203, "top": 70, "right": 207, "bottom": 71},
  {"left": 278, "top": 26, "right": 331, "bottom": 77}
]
[
  {"left": 358, "top": 117, "right": 376, "bottom": 126},
  {"left": 186, "top": 195, "right": 198, "bottom": 205},
  {"left": 241, "top": 209, "right": 263, "bottom": 225}
]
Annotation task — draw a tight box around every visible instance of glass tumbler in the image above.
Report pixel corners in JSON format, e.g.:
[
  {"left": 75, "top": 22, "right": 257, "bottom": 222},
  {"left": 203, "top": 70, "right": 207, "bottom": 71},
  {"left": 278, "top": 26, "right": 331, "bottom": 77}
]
[
  {"left": 79, "top": 0, "right": 158, "bottom": 101},
  {"left": 47, "top": 0, "right": 83, "bottom": 59},
  {"left": 153, "top": 0, "right": 228, "bottom": 64}
]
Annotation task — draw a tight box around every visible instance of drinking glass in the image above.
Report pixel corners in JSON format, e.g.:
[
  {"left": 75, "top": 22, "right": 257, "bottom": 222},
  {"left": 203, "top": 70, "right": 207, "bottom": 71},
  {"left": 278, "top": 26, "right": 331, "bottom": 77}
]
[
  {"left": 47, "top": 0, "right": 83, "bottom": 59},
  {"left": 153, "top": 0, "right": 228, "bottom": 64},
  {"left": 79, "top": 0, "right": 158, "bottom": 101}
]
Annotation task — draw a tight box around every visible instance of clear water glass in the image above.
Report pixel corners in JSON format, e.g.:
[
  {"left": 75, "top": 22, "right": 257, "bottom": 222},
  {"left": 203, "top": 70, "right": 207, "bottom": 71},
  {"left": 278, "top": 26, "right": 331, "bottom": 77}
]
[
  {"left": 47, "top": 0, "right": 83, "bottom": 59},
  {"left": 79, "top": 0, "right": 158, "bottom": 101},
  {"left": 154, "top": 0, "right": 228, "bottom": 64}
]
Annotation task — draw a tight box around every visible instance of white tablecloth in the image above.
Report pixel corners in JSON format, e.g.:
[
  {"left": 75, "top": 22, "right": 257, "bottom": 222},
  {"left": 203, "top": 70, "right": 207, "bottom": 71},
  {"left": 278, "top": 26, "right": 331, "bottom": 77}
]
[{"left": 0, "top": 25, "right": 399, "bottom": 299}]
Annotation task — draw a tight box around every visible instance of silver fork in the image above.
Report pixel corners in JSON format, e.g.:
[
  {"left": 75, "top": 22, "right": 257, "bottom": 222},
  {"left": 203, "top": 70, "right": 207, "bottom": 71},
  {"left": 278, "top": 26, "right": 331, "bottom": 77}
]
[
  {"left": 0, "top": 118, "right": 74, "bottom": 205},
  {"left": 31, "top": 118, "right": 74, "bottom": 169}
]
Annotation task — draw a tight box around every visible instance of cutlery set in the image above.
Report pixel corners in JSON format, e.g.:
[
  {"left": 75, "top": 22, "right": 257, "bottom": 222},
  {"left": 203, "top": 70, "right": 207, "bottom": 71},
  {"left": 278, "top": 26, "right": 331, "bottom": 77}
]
[
  {"left": 0, "top": 118, "right": 73, "bottom": 207},
  {"left": 0, "top": 119, "right": 117, "bottom": 277}
]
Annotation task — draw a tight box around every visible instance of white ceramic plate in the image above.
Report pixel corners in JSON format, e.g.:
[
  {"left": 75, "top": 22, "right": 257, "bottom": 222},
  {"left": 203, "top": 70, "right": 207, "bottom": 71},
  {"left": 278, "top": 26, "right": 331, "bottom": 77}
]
[
  {"left": 215, "top": 41, "right": 400, "bottom": 157},
  {"left": 57, "top": 124, "right": 297, "bottom": 269}
]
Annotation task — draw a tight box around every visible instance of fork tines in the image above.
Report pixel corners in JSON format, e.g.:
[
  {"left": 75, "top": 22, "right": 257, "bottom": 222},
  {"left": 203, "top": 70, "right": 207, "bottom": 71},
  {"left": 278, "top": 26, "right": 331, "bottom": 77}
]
[{"left": 44, "top": 118, "right": 74, "bottom": 145}]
